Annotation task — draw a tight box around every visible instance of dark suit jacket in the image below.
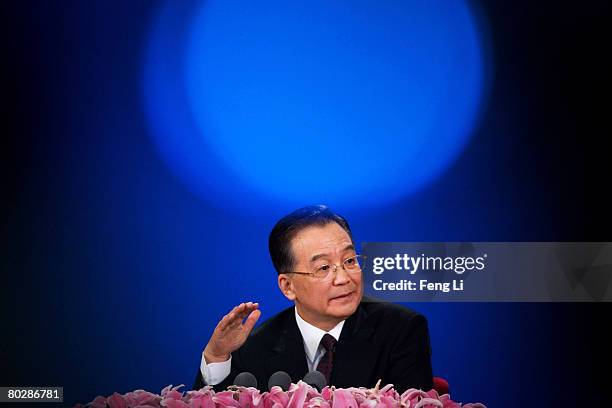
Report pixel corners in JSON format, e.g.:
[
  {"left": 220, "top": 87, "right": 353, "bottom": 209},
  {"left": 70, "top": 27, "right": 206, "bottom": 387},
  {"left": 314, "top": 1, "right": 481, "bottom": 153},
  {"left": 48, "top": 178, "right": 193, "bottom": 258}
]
[{"left": 193, "top": 297, "right": 433, "bottom": 393}]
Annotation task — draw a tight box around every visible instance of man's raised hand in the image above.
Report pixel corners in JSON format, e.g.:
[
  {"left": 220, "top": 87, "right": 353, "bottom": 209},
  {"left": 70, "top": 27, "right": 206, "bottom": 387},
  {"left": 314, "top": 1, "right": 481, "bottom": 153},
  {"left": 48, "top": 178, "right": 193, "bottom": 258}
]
[{"left": 203, "top": 302, "right": 261, "bottom": 363}]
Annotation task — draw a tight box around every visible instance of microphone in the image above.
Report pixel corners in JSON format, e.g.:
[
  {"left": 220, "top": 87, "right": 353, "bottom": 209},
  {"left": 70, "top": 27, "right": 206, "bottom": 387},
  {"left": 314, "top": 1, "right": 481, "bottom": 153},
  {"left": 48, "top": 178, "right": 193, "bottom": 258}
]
[
  {"left": 303, "top": 370, "right": 327, "bottom": 392},
  {"left": 233, "top": 372, "right": 258, "bottom": 388},
  {"left": 268, "top": 371, "right": 292, "bottom": 391}
]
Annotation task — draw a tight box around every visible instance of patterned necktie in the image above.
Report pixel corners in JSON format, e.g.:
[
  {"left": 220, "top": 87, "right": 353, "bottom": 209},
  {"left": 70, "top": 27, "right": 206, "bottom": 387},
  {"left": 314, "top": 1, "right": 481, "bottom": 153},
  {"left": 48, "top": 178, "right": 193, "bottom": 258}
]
[{"left": 316, "top": 333, "right": 337, "bottom": 385}]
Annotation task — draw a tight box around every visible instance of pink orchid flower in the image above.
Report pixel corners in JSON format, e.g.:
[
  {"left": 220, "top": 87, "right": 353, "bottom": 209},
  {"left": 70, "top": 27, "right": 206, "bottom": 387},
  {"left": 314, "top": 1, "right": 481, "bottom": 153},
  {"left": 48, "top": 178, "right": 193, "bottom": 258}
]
[{"left": 77, "top": 382, "right": 485, "bottom": 408}]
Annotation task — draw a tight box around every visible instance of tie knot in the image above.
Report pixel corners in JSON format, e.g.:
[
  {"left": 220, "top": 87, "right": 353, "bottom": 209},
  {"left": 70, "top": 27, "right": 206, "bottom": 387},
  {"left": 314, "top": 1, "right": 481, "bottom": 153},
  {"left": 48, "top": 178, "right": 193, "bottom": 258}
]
[{"left": 320, "top": 333, "right": 337, "bottom": 352}]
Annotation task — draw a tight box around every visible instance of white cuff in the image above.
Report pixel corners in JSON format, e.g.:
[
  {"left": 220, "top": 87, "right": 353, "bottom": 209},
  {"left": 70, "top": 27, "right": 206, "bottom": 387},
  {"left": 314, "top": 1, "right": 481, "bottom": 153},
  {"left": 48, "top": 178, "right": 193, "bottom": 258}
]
[{"left": 200, "top": 353, "right": 232, "bottom": 386}]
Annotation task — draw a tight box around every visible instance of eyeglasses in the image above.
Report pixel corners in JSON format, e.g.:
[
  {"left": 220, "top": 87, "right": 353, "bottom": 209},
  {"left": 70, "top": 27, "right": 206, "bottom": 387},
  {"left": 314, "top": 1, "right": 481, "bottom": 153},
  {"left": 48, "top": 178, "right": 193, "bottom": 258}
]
[{"left": 284, "top": 254, "right": 366, "bottom": 282}]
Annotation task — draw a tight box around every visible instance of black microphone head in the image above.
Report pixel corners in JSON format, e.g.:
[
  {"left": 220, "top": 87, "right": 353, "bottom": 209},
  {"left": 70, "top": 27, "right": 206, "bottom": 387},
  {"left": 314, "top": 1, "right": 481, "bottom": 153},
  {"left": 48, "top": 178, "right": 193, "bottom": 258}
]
[
  {"left": 303, "top": 370, "right": 327, "bottom": 392},
  {"left": 268, "top": 371, "right": 292, "bottom": 391},
  {"left": 233, "top": 372, "right": 258, "bottom": 388}
]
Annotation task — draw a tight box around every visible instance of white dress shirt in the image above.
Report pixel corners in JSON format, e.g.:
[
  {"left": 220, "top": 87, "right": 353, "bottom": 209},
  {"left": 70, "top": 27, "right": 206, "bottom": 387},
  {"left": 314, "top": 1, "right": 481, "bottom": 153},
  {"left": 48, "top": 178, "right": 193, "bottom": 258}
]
[{"left": 200, "top": 307, "right": 345, "bottom": 385}]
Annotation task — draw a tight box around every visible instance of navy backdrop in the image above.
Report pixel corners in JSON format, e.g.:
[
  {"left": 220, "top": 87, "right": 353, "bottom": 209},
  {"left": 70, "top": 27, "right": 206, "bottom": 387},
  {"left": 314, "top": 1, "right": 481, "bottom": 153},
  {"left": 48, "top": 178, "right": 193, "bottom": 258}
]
[{"left": 2, "top": 1, "right": 610, "bottom": 407}]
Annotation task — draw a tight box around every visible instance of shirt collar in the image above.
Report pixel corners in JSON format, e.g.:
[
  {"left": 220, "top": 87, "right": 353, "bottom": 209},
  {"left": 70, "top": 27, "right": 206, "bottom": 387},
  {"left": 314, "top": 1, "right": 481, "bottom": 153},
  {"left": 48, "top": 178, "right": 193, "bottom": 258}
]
[{"left": 294, "top": 307, "right": 345, "bottom": 364}]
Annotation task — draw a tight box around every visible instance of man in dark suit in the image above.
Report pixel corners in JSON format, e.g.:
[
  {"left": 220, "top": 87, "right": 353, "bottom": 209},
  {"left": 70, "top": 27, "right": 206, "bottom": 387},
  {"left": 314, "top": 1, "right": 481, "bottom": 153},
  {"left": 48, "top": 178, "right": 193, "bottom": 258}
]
[{"left": 193, "top": 205, "right": 433, "bottom": 393}]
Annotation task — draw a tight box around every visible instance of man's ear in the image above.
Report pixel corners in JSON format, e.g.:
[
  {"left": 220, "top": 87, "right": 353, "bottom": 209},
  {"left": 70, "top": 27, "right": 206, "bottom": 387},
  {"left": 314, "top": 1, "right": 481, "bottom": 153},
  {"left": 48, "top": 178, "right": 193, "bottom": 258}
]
[{"left": 278, "top": 274, "right": 296, "bottom": 300}]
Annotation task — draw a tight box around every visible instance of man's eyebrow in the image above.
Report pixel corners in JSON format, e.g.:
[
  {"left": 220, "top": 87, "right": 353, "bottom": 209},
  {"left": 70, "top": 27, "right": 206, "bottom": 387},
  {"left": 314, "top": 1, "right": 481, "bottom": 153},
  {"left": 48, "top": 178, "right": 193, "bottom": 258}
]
[{"left": 309, "top": 244, "right": 355, "bottom": 263}]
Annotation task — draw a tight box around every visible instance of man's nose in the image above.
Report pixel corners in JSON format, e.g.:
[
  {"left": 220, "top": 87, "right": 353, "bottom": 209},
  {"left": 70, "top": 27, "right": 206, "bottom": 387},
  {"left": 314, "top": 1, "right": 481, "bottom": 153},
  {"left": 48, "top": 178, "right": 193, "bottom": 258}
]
[{"left": 332, "top": 265, "right": 351, "bottom": 284}]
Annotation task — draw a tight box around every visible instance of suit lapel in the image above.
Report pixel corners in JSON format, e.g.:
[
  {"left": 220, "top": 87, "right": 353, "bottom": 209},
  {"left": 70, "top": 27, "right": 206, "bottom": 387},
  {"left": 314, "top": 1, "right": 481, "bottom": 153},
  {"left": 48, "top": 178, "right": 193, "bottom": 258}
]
[
  {"left": 332, "top": 302, "right": 379, "bottom": 388},
  {"left": 264, "top": 301, "right": 378, "bottom": 388},
  {"left": 266, "top": 310, "right": 309, "bottom": 383}
]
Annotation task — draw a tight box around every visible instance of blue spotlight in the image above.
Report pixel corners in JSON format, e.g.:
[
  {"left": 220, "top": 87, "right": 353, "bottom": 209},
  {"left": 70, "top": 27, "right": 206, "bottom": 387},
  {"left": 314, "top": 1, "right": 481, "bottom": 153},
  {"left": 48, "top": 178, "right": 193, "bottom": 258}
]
[{"left": 143, "top": 1, "right": 488, "bottom": 213}]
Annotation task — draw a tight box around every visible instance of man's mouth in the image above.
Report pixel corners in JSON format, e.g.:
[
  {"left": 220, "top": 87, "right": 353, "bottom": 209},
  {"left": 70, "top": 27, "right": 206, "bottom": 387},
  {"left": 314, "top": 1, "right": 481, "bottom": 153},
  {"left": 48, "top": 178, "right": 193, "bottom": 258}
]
[{"left": 330, "top": 291, "right": 353, "bottom": 301}]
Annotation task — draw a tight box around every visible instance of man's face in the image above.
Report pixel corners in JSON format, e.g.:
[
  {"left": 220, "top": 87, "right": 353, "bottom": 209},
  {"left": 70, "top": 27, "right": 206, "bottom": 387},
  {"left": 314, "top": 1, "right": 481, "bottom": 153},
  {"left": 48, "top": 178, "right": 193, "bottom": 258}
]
[{"left": 279, "top": 222, "right": 363, "bottom": 330}]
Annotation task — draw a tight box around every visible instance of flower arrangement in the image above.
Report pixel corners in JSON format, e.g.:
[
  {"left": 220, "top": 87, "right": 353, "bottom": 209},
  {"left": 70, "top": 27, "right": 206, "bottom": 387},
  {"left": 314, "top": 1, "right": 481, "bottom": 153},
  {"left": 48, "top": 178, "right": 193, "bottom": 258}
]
[{"left": 77, "top": 381, "right": 486, "bottom": 408}]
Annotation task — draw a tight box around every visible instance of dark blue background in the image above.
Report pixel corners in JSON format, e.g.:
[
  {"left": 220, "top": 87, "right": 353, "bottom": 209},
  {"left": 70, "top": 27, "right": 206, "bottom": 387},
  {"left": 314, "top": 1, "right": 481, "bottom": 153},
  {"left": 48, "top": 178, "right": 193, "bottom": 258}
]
[{"left": 2, "top": 1, "right": 610, "bottom": 407}]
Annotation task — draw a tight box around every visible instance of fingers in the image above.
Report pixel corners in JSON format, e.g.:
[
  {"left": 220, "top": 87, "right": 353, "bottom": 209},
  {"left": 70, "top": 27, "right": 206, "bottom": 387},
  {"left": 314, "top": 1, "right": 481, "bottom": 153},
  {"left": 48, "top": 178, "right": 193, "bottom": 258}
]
[
  {"left": 236, "top": 302, "right": 259, "bottom": 319},
  {"left": 217, "top": 302, "right": 259, "bottom": 331},
  {"left": 216, "top": 305, "right": 242, "bottom": 331},
  {"left": 243, "top": 309, "right": 261, "bottom": 333},
  {"left": 230, "top": 302, "right": 259, "bottom": 320}
]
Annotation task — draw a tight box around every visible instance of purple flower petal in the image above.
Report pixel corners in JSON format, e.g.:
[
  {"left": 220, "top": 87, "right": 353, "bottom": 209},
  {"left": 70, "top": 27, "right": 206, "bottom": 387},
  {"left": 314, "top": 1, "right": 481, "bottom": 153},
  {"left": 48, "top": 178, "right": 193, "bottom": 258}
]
[
  {"left": 88, "top": 395, "right": 107, "bottom": 408},
  {"left": 160, "top": 398, "right": 190, "bottom": 408},
  {"left": 186, "top": 389, "right": 216, "bottom": 408},
  {"left": 413, "top": 398, "right": 443, "bottom": 408},
  {"left": 306, "top": 396, "right": 331, "bottom": 408},
  {"left": 78, "top": 382, "right": 486, "bottom": 408},
  {"left": 106, "top": 393, "right": 128, "bottom": 408},
  {"left": 287, "top": 382, "right": 308, "bottom": 408},
  {"left": 213, "top": 391, "right": 242, "bottom": 407},
  {"left": 332, "top": 389, "right": 358, "bottom": 408}
]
